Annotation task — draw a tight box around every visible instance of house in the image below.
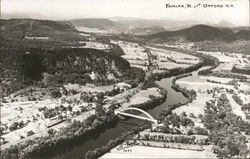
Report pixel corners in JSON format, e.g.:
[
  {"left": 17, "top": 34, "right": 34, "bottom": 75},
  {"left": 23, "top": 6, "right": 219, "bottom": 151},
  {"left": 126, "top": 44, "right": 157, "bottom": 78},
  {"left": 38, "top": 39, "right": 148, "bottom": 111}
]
[
  {"left": 72, "top": 105, "right": 81, "bottom": 113},
  {"left": 27, "top": 130, "right": 35, "bottom": 136},
  {"left": 48, "top": 104, "right": 57, "bottom": 110},
  {"left": 86, "top": 83, "right": 95, "bottom": 88},
  {"left": 0, "top": 137, "right": 7, "bottom": 144},
  {"left": 115, "top": 82, "right": 132, "bottom": 92},
  {"left": 88, "top": 36, "right": 96, "bottom": 41},
  {"left": 218, "top": 87, "right": 226, "bottom": 93},
  {"left": 36, "top": 112, "right": 45, "bottom": 119},
  {"left": 212, "top": 92, "right": 220, "bottom": 98},
  {"left": 62, "top": 103, "right": 70, "bottom": 108},
  {"left": 91, "top": 103, "right": 97, "bottom": 108}
]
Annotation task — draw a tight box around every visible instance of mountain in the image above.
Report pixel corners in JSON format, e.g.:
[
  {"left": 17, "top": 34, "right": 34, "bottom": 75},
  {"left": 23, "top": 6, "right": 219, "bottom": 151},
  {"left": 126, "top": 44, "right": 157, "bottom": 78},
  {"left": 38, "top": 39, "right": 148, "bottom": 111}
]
[
  {"left": 216, "top": 20, "right": 236, "bottom": 28},
  {"left": 145, "top": 25, "right": 244, "bottom": 43},
  {"left": 113, "top": 18, "right": 200, "bottom": 31}
]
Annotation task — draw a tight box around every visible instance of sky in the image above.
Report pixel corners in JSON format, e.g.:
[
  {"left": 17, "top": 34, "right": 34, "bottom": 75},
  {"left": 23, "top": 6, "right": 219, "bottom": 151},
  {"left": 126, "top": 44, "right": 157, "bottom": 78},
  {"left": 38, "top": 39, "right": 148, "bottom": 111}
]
[{"left": 1, "top": 0, "right": 249, "bottom": 26}]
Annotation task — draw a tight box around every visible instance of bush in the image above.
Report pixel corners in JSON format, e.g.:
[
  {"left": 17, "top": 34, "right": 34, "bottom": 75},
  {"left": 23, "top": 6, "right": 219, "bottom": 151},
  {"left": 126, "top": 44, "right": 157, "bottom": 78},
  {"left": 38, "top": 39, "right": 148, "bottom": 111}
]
[
  {"left": 51, "top": 90, "right": 62, "bottom": 98},
  {"left": 9, "top": 122, "right": 19, "bottom": 131}
]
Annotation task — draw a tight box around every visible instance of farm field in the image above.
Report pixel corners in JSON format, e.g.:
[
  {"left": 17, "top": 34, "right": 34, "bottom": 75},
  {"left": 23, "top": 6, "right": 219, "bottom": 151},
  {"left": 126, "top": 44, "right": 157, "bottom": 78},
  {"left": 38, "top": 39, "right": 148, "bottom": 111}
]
[
  {"left": 148, "top": 47, "right": 201, "bottom": 71},
  {"left": 103, "top": 49, "right": 249, "bottom": 159},
  {"left": 174, "top": 50, "right": 250, "bottom": 121},
  {"left": 121, "top": 87, "right": 163, "bottom": 108},
  {"left": 1, "top": 2, "right": 250, "bottom": 159},
  {"left": 101, "top": 145, "right": 215, "bottom": 158},
  {"left": 76, "top": 26, "right": 109, "bottom": 34},
  {"left": 199, "top": 51, "right": 250, "bottom": 73},
  {"left": 111, "top": 40, "right": 148, "bottom": 70},
  {"left": 175, "top": 75, "right": 248, "bottom": 120}
]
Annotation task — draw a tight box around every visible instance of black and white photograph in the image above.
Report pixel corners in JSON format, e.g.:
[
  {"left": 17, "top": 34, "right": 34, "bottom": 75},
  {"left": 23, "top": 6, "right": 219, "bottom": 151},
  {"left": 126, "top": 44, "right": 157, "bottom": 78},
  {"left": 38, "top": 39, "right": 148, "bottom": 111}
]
[{"left": 0, "top": 0, "right": 250, "bottom": 158}]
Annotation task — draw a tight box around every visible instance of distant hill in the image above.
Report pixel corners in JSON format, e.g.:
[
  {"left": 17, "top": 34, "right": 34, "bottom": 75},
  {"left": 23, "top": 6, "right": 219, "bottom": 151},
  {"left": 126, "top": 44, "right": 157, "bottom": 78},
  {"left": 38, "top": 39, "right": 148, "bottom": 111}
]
[
  {"left": 216, "top": 20, "right": 235, "bottom": 28},
  {"left": 145, "top": 25, "right": 249, "bottom": 43},
  {"left": 129, "top": 25, "right": 166, "bottom": 35},
  {"left": 235, "top": 30, "right": 250, "bottom": 40},
  {"left": 113, "top": 18, "right": 200, "bottom": 31},
  {"left": 30, "top": 20, "right": 77, "bottom": 32},
  {"left": 70, "top": 18, "right": 116, "bottom": 30},
  {"left": 0, "top": 19, "right": 79, "bottom": 41},
  {"left": 70, "top": 18, "right": 168, "bottom": 35},
  {"left": 0, "top": 19, "right": 33, "bottom": 40},
  {"left": 231, "top": 26, "right": 250, "bottom": 33}
]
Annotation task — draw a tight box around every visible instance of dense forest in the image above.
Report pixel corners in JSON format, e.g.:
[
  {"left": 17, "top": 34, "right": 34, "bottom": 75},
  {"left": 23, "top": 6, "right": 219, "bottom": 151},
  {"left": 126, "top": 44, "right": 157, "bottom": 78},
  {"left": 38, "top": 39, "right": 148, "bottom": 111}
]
[{"left": 0, "top": 47, "right": 145, "bottom": 97}]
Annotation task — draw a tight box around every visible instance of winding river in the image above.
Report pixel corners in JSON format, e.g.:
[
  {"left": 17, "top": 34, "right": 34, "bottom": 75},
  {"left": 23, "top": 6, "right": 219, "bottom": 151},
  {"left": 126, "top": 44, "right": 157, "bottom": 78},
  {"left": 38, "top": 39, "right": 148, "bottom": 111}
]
[
  {"left": 41, "top": 44, "right": 216, "bottom": 159},
  {"left": 43, "top": 77, "right": 188, "bottom": 159}
]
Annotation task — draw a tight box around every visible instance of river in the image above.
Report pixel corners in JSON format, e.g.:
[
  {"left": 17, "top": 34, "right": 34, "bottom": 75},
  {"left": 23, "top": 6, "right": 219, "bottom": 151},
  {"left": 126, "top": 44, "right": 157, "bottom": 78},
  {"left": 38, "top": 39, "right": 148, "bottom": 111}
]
[{"left": 43, "top": 77, "right": 188, "bottom": 159}]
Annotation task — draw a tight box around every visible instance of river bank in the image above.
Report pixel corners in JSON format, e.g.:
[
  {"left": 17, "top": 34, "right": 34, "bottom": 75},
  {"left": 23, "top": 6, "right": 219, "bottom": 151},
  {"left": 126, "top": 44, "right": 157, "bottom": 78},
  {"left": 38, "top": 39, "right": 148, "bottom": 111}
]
[
  {"left": 0, "top": 84, "right": 167, "bottom": 159},
  {"left": 96, "top": 46, "right": 220, "bottom": 158},
  {"left": 49, "top": 44, "right": 216, "bottom": 159},
  {"left": 1, "top": 42, "right": 216, "bottom": 159},
  {"left": 84, "top": 64, "right": 216, "bottom": 159}
]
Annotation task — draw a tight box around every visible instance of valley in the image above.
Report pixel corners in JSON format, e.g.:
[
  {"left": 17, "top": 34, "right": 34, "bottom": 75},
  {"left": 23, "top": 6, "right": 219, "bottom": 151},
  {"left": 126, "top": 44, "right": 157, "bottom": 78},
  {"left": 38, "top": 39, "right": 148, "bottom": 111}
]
[{"left": 0, "top": 17, "right": 250, "bottom": 159}]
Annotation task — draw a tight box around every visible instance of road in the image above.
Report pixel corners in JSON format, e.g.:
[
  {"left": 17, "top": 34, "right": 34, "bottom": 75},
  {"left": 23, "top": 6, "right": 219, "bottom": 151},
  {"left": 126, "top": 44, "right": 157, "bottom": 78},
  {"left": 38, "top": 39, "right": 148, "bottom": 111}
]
[{"left": 21, "top": 19, "right": 35, "bottom": 41}]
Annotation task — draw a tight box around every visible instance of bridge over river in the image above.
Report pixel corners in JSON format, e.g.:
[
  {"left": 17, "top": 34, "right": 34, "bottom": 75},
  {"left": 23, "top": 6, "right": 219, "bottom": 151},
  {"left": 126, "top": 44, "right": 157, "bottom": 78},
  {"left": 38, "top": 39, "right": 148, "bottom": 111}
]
[{"left": 114, "top": 107, "right": 158, "bottom": 123}]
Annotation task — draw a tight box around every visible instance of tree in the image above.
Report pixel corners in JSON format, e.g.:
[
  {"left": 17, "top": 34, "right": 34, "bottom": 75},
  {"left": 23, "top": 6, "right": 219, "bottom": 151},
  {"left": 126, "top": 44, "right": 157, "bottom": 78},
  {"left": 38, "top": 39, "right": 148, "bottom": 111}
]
[
  {"left": 51, "top": 90, "right": 62, "bottom": 98},
  {"left": 85, "top": 151, "right": 96, "bottom": 159},
  {"left": 9, "top": 122, "right": 19, "bottom": 131},
  {"left": 194, "top": 127, "right": 208, "bottom": 135},
  {"left": 48, "top": 129, "right": 57, "bottom": 136},
  {"left": 187, "top": 129, "right": 194, "bottom": 135},
  {"left": 0, "top": 127, "right": 5, "bottom": 135},
  {"left": 95, "top": 104, "right": 105, "bottom": 116},
  {"left": 18, "top": 120, "right": 25, "bottom": 128}
]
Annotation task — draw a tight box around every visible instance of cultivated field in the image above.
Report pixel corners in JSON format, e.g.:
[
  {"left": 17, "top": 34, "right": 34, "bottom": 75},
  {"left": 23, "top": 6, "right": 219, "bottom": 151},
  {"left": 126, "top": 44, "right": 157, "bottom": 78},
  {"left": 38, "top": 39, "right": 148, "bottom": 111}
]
[
  {"left": 101, "top": 145, "right": 216, "bottom": 158},
  {"left": 111, "top": 40, "right": 149, "bottom": 70}
]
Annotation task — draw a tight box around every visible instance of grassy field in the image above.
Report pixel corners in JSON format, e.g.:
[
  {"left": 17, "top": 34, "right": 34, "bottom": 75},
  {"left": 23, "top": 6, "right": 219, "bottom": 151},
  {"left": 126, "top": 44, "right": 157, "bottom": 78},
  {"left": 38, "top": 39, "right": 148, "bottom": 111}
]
[{"left": 101, "top": 145, "right": 216, "bottom": 158}]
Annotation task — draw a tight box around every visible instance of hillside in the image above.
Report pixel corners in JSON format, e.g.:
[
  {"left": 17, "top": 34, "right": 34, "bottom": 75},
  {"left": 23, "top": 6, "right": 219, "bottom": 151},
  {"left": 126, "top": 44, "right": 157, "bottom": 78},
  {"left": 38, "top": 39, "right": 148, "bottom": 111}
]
[
  {"left": 129, "top": 25, "right": 166, "bottom": 35},
  {"left": 146, "top": 25, "right": 238, "bottom": 43},
  {"left": 70, "top": 18, "right": 168, "bottom": 35},
  {"left": 0, "top": 19, "right": 83, "bottom": 42},
  {"left": 113, "top": 18, "right": 200, "bottom": 31},
  {"left": 235, "top": 30, "right": 250, "bottom": 40},
  {"left": 144, "top": 24, "right": 250, "bottom": 54},
  {"left": 0, "top": 19, "right": 33, "bottom": 40},
  {"left": 231, "top": 26, "right": 250, "bottom": 33},
  {"left": 0, "top": 47, "right": 133, "bottom": 96}
]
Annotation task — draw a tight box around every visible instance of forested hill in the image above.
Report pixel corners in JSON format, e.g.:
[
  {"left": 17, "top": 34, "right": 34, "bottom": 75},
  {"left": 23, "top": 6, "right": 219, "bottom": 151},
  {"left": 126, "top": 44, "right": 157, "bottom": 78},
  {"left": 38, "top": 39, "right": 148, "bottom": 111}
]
[
  {"left": 0, "top": 48, "right": 132, "bottom": 96},
  {"left": 145, "top": 25, "right": 250, "bottom": 43},
  {"left": 0, "top": 19, "right": 84, "bottom": 42}
]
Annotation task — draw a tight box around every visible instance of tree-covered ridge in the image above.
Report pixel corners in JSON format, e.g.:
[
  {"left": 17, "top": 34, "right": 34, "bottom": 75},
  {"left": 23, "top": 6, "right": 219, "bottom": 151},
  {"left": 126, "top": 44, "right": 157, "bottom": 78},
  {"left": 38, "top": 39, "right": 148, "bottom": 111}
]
[
  {"left": 0, "top": 19, "right": 78, "bottom": 40},
  {"left": 0, "top": 47, "right": 136, "bottom": 96},
  {"left": 146, "top": 25, "right": 250, "bottom": 43}
]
